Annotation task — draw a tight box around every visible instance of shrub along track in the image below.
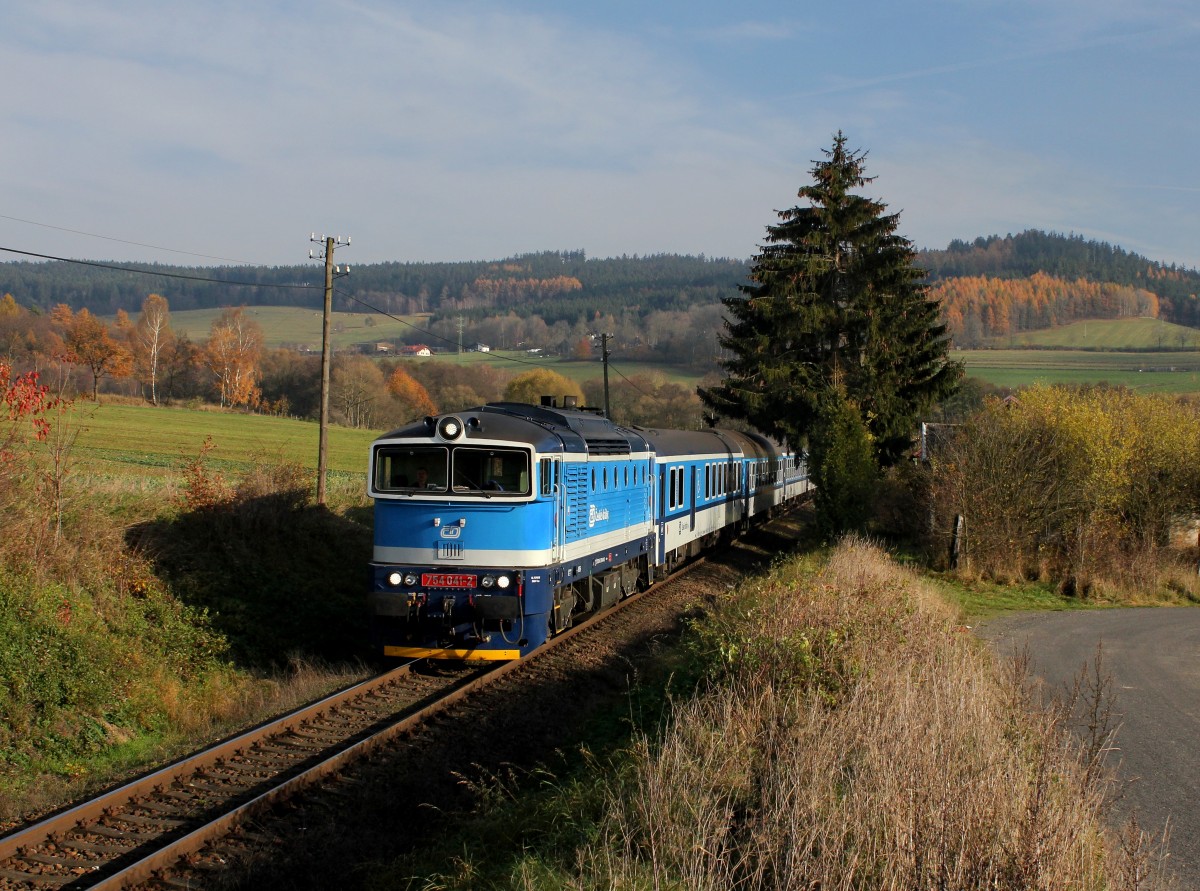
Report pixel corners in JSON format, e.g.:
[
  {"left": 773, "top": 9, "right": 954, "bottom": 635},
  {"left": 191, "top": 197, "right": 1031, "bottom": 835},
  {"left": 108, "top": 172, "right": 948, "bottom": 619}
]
[{"left": 0, "top": 510, "right": 807, "bottom": 891}]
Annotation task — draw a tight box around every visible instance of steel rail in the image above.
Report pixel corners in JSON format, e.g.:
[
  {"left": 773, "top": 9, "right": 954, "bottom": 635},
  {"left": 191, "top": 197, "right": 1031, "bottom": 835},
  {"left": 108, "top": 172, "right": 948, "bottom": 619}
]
[{"left": 0, "top": 569, "right": 678, "bottom": 890}]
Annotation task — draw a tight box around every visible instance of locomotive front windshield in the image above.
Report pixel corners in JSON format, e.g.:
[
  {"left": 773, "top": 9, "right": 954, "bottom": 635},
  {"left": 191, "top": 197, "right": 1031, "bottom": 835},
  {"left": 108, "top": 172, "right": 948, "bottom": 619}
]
[{"left": 373, "top": 444, "right": 529, "bottom": 496}]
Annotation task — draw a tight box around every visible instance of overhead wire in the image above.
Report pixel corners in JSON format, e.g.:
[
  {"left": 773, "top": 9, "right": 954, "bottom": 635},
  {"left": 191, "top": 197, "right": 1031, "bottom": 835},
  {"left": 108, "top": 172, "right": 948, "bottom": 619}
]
[
  {"left": 0, "top": 246, "right": 316, "bottom": 290},
  {"left": 0, "top": 214, "right": 257, "bottom": 265}
]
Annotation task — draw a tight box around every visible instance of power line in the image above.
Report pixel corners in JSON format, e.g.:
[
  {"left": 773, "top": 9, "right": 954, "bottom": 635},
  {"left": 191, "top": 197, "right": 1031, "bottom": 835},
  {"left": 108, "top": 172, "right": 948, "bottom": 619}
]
[
  {"left": 0, "top": 246, "right": 316, "bottom": 290},
  {"left": 0, "top": 214, "right": 258, "bottom": 264}
]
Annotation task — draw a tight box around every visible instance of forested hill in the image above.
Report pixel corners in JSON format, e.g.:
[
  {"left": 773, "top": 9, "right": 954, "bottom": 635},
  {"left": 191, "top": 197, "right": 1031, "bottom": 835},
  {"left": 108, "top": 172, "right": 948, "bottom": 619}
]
[
  {"left": 919, "top": 230, "right": 1200, "bottom": 327},
  {"left": 0, "top": 230, "right": 1196, "bottom": 330},
  {"left": 0, "top": 251, "right": 749, "bottom": 323}
]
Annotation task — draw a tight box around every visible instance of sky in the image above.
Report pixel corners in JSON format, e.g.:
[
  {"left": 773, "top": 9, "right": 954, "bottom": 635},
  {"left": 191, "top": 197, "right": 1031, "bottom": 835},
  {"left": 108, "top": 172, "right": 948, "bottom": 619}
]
[{"left": 1, "top": 0, "right": 1196, "bottom": 271}]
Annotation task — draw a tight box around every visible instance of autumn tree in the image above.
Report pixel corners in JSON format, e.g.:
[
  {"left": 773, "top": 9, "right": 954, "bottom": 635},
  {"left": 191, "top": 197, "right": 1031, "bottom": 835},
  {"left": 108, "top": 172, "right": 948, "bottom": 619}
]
[
  {"left": 203, "top": 307, "right": 264, "bottom": 408},
  {"left": 503, "top": 368, "right": 585, "bottom": 407},
  {"left": 701, "top": 133, "right": 960, "bottom": 479},
  {"left": 333, "top": 356, "right": 386, "bottom": 428},
  {"left": 1, "top": 360, "right": 54, "bottom": 467},
  {"left": 583, "top": 373, "right": 702, "bottom": 428},
  {"left": 386, "top": 366, "right": 437, "bottom": 424},
  {"left": 52, "top": 304, "right": 133, "bottom": 401},
  {"left": 130, "top": 293, "right": 174, "bottom": 405}
]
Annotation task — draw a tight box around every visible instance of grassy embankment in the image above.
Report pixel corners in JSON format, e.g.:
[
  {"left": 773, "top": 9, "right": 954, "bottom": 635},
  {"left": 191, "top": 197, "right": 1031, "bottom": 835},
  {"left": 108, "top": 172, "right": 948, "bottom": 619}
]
[
  {"left": 0, "top": 403, "right": 380, "bottom": 823},
  {"left": 359, "top": 538, "right": 1165, "bottom": 890}
]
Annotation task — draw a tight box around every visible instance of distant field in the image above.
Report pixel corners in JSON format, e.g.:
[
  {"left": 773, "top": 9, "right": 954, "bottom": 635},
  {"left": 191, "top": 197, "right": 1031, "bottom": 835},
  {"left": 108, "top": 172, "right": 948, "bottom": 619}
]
[
  {"left": 391, "top": 350, "right": 706, "bottom": 390},
  {"left": 959, "top": 348, "right": 1200, "bottom": 392},
  {"left": 139, "top": 307, "right": 1200, "bottom": 395},
  {"left": 62, "top": 403, "right": 379, "bottom": 482},
  {"left": 152, "top": 306, "right": 436, "bottom": 352},
  {"left": 987, "top": 317, "right": 1200, "bottom": 350},
  {"left": 162, "top": 307, "right": 707, "bottom": 388}
]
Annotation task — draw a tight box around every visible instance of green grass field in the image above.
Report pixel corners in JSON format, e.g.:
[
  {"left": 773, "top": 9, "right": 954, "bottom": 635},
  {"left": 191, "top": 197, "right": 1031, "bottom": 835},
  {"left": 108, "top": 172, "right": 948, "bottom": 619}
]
[
  {"left": 163, "top": 306, "right": 435, "bottom": 351},
  {"left": 958, "top": 348, "right": 1200, "bottom": 392},
  {"left": 62, "top": 403, "right": 379, "bottom": 481},
  {"left": 987, "top": 317, "right": 1200, "bottom": 350},
  {"left": 393, "top": 350, "right": 706, "bottom": 389}
]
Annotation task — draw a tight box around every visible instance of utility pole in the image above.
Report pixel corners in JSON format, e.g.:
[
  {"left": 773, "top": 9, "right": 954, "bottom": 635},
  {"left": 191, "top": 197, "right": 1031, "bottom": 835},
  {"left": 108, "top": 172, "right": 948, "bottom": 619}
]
[
  {"left": 310, "top": 233, "right": 351, "bottom": 505},
  {"left": 601, "top": 332, "right": 612, "bottom": 419}
]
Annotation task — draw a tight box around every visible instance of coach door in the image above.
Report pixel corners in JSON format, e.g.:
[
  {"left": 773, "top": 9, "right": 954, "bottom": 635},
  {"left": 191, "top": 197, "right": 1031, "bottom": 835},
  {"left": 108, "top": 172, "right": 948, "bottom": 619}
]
[{"left": 690, "top": 465, "right": 698, "bottom": 532}]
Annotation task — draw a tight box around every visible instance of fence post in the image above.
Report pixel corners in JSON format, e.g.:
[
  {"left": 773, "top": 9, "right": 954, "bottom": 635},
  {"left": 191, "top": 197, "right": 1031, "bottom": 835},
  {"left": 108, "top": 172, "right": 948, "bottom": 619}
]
[{"left": 950, "top": 514, "right": 965, "bottom": 569}]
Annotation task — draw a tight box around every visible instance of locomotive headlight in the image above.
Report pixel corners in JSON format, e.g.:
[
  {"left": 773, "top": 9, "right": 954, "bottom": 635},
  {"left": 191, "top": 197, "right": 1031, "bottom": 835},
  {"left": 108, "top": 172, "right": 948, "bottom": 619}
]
[
  {"left": 403, "top": 572, "right": 419, "bottom": 586},
  {"left": 387, "top": 571, "right": 404, "bottom": 587},
  {"left": 437, "top": 416, "right": 463, "bottom": 440},
  {"left": 481, "top": 575, "right": 495, "bottom": 588},
  {"left": 496, "top": 574, "right": 511, "bottom": 589}
]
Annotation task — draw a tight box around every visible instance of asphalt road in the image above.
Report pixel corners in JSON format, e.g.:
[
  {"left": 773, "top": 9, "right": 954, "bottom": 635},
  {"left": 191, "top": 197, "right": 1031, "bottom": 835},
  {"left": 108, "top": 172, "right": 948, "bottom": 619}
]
[{"left": 977, "top": 607, "right": 1200, "bottom": 889}]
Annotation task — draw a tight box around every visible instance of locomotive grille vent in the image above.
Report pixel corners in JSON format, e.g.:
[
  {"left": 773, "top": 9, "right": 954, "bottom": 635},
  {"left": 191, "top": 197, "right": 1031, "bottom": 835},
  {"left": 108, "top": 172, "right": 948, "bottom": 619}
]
[
  {"left": 437, "top": 541, "right": 465, "bottom": 560},
  {"left": 585, "top": 437, "right": 631, "bottom": 456}
]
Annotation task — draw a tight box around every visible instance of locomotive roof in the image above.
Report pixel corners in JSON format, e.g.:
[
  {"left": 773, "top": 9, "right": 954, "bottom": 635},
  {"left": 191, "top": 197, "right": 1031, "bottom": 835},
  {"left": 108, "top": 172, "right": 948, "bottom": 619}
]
[
  {"left": 374, "top": 403, "right": 788, "bottom": 460},
  {"left": 374, "top": 402, "right": 651, "bottom": 456}
]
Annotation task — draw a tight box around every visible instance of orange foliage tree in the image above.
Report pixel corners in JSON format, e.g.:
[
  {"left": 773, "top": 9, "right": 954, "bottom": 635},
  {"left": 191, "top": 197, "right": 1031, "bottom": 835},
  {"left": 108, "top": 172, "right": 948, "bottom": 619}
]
[
  {"left": 932, "top": 273, "right": 1161, "bottom": 345},
  {"left": 203, "top": 307, "right": 264, "bottom": 408},
  {"left": 51, "top": 304, "right": 133, "bottom": 401},
  {"left": 386, "top": 366, "right": 437, "bottom": 421}
]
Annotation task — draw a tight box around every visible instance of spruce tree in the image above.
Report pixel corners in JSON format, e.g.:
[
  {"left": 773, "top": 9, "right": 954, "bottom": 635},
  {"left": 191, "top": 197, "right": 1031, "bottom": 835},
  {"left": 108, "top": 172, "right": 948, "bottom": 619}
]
[{"left": 701, "top": 132, "right": 961, "bottom": 467}]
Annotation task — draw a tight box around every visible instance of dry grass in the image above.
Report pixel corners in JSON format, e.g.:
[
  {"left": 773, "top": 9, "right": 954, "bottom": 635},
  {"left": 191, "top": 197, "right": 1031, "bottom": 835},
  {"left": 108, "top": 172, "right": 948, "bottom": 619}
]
[{"left": 574, "top": 538, "right": 1170, "bottom": 890}]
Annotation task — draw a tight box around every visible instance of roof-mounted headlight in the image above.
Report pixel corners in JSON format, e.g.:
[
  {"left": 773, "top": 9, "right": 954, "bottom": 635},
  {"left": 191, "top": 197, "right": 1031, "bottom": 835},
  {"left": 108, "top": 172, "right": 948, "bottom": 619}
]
[{"left": 438, "top": 416, "right": 463, "bottom": 440}]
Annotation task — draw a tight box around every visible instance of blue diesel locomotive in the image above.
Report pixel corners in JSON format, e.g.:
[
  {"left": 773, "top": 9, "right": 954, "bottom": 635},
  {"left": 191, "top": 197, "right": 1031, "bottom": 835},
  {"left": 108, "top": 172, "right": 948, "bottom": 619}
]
[{"left": 367, "top": 399, "right": 810, "bottom": 661}]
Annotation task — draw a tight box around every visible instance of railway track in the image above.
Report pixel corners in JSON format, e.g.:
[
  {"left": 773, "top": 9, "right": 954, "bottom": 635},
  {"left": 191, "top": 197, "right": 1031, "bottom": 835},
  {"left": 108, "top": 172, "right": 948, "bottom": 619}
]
[{"left": 0, "top": 574, "right": 672, "bottom": 891}]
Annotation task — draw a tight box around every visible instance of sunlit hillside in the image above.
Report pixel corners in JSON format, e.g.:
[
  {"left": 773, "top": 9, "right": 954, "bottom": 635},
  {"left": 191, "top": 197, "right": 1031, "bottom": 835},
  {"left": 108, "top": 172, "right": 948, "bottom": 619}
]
[
  {"left": 162, "top": 306, "right": 435, "bottom": 351},
  {"left": 987, "top": 317, "right": 1200, "bottom": 350}
]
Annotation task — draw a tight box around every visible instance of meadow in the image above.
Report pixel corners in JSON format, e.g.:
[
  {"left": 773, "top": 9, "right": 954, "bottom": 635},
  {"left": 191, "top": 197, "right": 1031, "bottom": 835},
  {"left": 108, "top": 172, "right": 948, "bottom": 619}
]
[
  {"left": 404, "top": 350, "right": 707, "bottom": 390},
  {"left": 958, "top": 347, "right": 1200, "bottom": 392},
  {"left": 164, "top": 306, "right": 434, "bottom": 352},
  {"left": 61, "top": 402, "right": 378, "bottom": 488},
  {"left": 987, "top": 317, "right": 1200, "bottom": 350}
]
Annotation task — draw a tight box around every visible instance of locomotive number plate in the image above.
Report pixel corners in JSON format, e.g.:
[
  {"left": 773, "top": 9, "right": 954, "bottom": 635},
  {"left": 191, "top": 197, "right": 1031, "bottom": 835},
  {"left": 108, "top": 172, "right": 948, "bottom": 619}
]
[{"left": 422, "top": 573, "right": 477, "bottom": 588}]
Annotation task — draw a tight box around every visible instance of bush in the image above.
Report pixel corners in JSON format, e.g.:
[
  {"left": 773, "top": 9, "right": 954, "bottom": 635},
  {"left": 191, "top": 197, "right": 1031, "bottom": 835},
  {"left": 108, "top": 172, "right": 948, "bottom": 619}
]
[
  {"left": 809, "top": 389, "right": 877, "bottom": 538},
  {"left": 930, "top": 385, "right": 1200, "bottom": 596}
]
